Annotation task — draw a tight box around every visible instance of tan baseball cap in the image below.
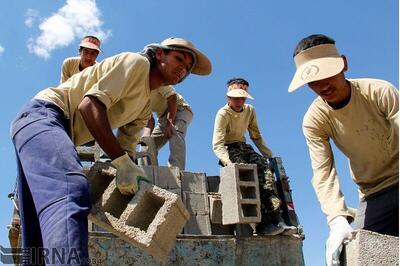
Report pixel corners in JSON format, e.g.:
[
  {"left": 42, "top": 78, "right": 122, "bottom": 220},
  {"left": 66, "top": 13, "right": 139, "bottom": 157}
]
[
  {"left": 149, "top": 37, "right": 212, "bottom": 75},
  {"left": 288, "top": 44, "right": 344, "bottom": 92},
  {"left": 226, "top": 88, "right": 254, "bottom": 99},
  {"left": 80, "top": 36, "right": 101, "bottom": 53}
]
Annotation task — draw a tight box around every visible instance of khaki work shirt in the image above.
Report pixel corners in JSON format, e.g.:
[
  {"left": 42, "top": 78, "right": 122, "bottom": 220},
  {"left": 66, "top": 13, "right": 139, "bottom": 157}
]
[
  {"left": 35, "top": 52, "right": 155, "bottom": 155},
  {"left": 303, "top": 78, "right": 399, "bottom": 223},
  {"left": 212, "top": 104, "right": 273, "bottom": 165},
  {"left": 59, "top": 57, "right": 98, "bottom": 84}
]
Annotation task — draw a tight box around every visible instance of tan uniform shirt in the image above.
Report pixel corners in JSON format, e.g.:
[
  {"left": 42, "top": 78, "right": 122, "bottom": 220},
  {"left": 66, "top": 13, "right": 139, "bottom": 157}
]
[
  {"left": 303, "top": 78, "right": 399, "bottom": 223},
  {"left": 213, "top": 104, "right": 273, "bottom": 165},
  {"left": 150, "top": 86, "right": 191, "bottom": 117},
  {"left": 35, "top": 52, "right": 153, "bottom": 155},
  {"left": 60, "top": 57, "right": 98, "bottom": 83}
]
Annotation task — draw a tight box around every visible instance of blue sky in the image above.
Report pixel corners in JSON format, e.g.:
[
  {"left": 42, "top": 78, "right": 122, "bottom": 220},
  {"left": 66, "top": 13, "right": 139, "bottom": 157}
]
[{"left": 0, "top": 1, "right": 398, "bottom": 265}]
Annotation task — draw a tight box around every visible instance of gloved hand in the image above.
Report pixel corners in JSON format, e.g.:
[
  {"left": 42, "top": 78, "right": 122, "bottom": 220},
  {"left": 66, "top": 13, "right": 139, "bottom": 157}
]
[
  {"left": 326, "top": 216, "right": 354, "bottom": 266},
  {"left": 111, "top": 153, "right": 151, "bottom": 195},
  {"left": 223, "top": 159, "right": 233, "bottom": 166}
]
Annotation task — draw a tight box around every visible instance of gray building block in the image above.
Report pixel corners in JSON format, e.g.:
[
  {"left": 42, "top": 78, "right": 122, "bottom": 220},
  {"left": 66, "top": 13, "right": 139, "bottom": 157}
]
[
  {"left": 153, "top": 166, "right": 181, "bottom": 189},
  {"left": 220, "top": 164, "right": 261, "bottom": 225},
  {"left": 341, "top": 229, "right": 399, "bottom": 266},
  {"left": 87, "top": 162, "right": 190, "bottom": 261},
  {"left": 183, "top": 192, "right": 212, "bottom": 235},
  {"left": 181, "top": 171, "right": 208, "bottom": 193},
  {"left": 208, "top": 193, "right": 223, "bottom": 224}
]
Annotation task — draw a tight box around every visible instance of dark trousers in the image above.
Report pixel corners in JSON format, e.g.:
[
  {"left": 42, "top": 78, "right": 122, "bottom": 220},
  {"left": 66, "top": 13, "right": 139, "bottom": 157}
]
[
  {"left": 225, "top": 142, "right": 282, "bottom": 227},
  {"left": 364, "top": 184, "right": 399, "bottom": 236},
  {"left": 11, "top": 99, "right": 91, "bottom": 265}
]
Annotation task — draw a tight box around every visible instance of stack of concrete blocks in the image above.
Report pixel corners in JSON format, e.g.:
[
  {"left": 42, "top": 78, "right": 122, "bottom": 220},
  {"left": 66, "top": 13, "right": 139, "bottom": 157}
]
[
  {"left": 341, "top": 229, "right": 399, "bottom": 266},
  {"left": 87, "top": 161, "right": 190, "bottom": 261},
  {"left": 180, "top": 171, "right": 212, "bottom": 235},
  {"left": 219, "top": 164, "right": 261, "bottom": 226}
]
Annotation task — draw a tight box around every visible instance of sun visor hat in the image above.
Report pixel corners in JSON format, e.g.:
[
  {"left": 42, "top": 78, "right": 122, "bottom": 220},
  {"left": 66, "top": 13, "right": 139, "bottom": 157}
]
[
  {"left": 288, "top": 44, "right": 344, "bottom": 92},
  {"left": 226, "top": 88, "right": 254, "bottom": 99}
]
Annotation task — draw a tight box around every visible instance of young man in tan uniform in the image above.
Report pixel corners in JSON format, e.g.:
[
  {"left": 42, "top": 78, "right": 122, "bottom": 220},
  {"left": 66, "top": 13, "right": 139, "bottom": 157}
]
[
  {"left": 60, "top": 36, "right": 102, "bottom": 83},
  {"left": 142, "top": 86, "right": 192, "bottom": 170},
  {"left": 213, "top": 78, "right": 291, "bottom": 235},
  {"left": 289, "top": 34, "right": 398, "bottom": 266},
  {"left": 11, "top": 37, "right": 211, "bottom": 265}
]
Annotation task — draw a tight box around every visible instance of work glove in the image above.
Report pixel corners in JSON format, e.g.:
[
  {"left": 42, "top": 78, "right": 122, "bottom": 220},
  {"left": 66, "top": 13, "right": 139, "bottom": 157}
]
[
  {"left": 326, "top": 216, "right": 354, "bottom": 266},
  {"left": 111, "top": 153, "right": 151, "bottom": 195}
]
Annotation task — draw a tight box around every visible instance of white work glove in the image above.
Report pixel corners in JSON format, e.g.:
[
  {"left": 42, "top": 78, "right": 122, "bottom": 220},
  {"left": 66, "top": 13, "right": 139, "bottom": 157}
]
[
  {"left": 111, "top": 153, "right": 150, "bottom": 195},
  {"left": 326, "top": 216, "right": 354, "bottom": 266}
]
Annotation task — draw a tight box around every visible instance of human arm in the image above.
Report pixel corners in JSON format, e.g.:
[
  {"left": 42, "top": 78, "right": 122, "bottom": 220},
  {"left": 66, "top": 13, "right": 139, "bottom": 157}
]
[
  {"left": 164, "top": 94, "right": 178, "bottom": 138},
  {"left": 248, "top": 108, "right": 273, "bottom": 158},
  {"left": 60, "top": 60, "right": 69, "bottom": 84},
  {"left": 142, "top": 115, "right": 155, "bottom": 137},
  {"left": 212, "top": 112, "right": 232, "bottom": 166},
  {"left": 377, "top": 83, "right": 399, "bottom": 137}
]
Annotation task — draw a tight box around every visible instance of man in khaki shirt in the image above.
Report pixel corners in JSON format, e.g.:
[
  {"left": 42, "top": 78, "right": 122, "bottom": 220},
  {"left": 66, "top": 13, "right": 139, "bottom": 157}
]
[
  {"left": 288, "top": 34, "right": 398, "bottom": 266},
  {"left": 11, "top": 37, "right": 211, "bottom": 264},
  {"left": 60, "top": 36, "right": 102, "bottom": 83},
  {"left": 142, "top": 86, "right": 192, "bottom": 170},
  {"left": 213, "top": 78, "right": 291, "bottom": 235}
]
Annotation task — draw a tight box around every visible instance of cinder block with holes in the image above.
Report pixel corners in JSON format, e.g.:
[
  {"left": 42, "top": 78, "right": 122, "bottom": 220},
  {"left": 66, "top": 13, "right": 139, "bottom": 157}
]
[
  {"left": 87, "top": 162, "right": 190, "bottom": 261},
  {"left": 220, "top": 163, "right": 261, "bottom": 225}
]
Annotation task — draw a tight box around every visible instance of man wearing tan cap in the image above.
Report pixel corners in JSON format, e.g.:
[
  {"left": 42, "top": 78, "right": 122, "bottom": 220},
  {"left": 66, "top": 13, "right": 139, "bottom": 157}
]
[
  {"left": 213, "top": 78, "right": 292, "bottom": 235},
  {"left": 142, "top": 85, "right": 192, "bottom": 170},
  {"left": 11, "top": 37, "right": 211, "bottom": 264},
  {"left": 60, "top": 35, "right": 102, "bottom": 83},
  {"left": 289, "top": 34, "right": 398, "bottom": 266}
]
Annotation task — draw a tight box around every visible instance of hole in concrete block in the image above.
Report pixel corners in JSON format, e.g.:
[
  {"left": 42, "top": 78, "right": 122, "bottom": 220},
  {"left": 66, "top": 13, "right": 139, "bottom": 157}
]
[
  {"left": 241, "top": 204, "right": 257, "bottom": 217},
  {"left": 240, "top": 186, "right": 256, "bottom": 199},
  {"left": 89, "top": 173, "right": 114, "bottom": 204},
  {"left": 126, "top": 192, "right": 165, "bottom": 231},
  {"left": 238, "top": 169, "right": 255, "bottom": 182},
  {"left": 102, "top": 189, "right": 132, "bottom": 219}
]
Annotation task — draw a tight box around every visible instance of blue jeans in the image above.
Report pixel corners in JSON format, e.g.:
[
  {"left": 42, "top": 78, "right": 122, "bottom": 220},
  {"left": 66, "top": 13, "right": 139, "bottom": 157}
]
[{"left": 11, "top": 99, "right": 91, "bottom": 265}]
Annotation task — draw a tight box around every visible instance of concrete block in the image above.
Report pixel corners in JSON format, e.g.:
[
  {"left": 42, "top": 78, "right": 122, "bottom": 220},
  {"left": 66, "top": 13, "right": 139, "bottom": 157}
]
[
  {"left": 154, "top": 166, "right": 181, "bottom": 189},
  {"left": 87, "top": 162, "right": 190, "bottom": 261},
  {"left": 208, "top": 193, "right": 222, "bottom": 224},
  {"left": 183, "top": 192, "right": 211, "bottom": 235},
  {"left": 207, "top": 175, "right": 220, "bottom": 192},
  {"left": 220, "top": 164, "right": 261, "bottom": 225},
  {"left": 77, "top": 143, "right": 103, "bottom": 162},
  {"left": 181, "top": 171, "right": 208, "bottom": 193},
  {"left": 341, "top": 229, "right": 399, "bottom": 266}
]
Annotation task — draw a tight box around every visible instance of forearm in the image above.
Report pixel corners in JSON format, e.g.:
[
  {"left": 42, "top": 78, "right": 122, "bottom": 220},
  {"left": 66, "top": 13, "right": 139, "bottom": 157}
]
[
  {"left": 166, "top": 94, "right": 177, "bottom": 123},
  {"left": 78, "top": 95, "right": 125, "bottom": 160},
  {"left": 143, "top": 116, "right": 155, "bottom": 136}
]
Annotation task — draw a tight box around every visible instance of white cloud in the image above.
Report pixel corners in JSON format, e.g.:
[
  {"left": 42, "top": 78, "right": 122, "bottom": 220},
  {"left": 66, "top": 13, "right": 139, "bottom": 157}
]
[
  {"left": 27, "top": 0, "right": 111, "bottom": 59},
  {"left": 0, "top": 45, "right": 4, "bottom": 56},
  {"left": 25, "top": 8, "right": 39, "bottom": 28}
]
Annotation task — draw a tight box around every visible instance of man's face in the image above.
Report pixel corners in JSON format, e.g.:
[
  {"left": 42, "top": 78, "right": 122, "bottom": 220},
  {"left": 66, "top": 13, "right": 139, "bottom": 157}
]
[
  {"left": 79, "top": 47, "right": 99, "bottom": 69},
  {"left": 158, "top": 50, "right": 194, "bottom": 85},
  {"left": 308, "top": 72, "right": 350, "bottom": 106}
]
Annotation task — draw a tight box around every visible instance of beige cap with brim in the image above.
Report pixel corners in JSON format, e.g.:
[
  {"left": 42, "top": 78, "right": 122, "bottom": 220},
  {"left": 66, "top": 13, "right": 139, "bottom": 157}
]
[
  {"left": 149, "top": 37, "right": 212, "bottom": 75},
  {"left": 227, "top": 88, "right": 254, "bottom": 99},
  {"left": 288, "top": 44, "right": 344, "bottom": 92}
]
